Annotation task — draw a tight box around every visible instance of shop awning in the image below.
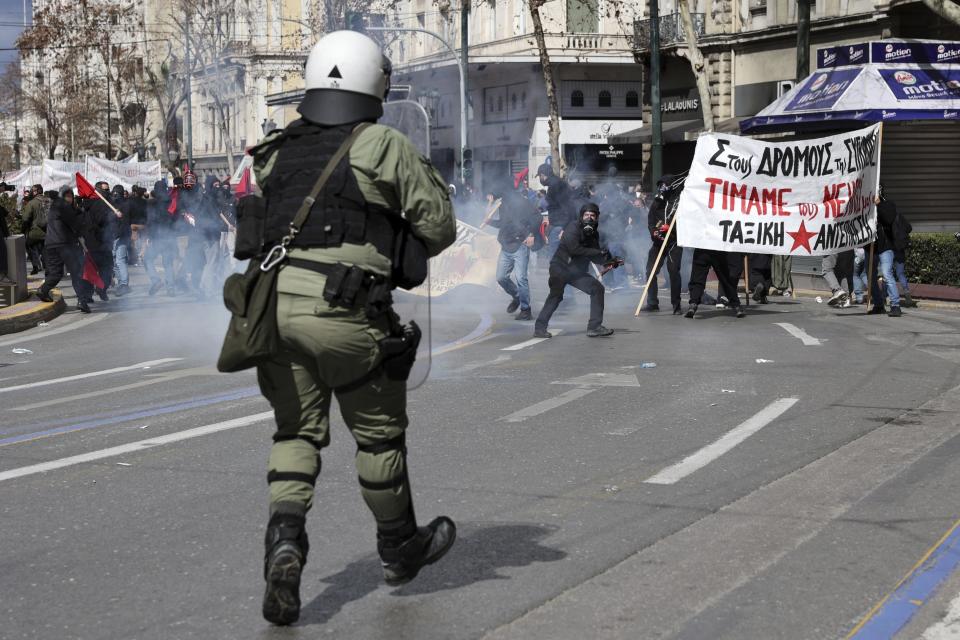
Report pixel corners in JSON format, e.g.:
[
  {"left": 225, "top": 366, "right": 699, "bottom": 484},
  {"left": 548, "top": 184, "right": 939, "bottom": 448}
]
[
  {"left": 741, "top": 60, "right": 960, "bottom": 133},
  {"left": 608, "top": 119, "right": 702, "bottom": 144}
]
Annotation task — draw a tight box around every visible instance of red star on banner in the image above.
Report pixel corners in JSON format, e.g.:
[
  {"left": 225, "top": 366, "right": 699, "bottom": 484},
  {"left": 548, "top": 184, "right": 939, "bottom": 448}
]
[{"left": 787, "top": 220, "right": 817, "bottom": 254}]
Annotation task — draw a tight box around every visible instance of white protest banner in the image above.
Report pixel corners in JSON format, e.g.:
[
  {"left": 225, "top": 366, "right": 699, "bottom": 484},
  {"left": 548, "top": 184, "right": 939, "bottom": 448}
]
[
  {"left": 676, "top": 123, "right": 881, "bottom": 256},
  {"left": 2, "top": 166, "right": 41, "bottom": 200},
  {"left": 41, "top": 160, "right": 84, "bottom": 191},
  {"left": 84, "top": 157, "right": 161, "bottom": 191}
]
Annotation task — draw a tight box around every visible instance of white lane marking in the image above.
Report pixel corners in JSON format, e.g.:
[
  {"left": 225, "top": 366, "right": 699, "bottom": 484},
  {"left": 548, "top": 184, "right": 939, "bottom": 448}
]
[
  {"left": 645, "top": 398, "right": 800, "bottom": 485},
  {"left": 922, "top": 590, "right": 960, "bottom": 639},
  {"left": 0, "top": 313, "right": 109, "bottom": 348},
  {"left": 0, "top": 411, "right": 274, "bottom": 483},
  {"left": 500, "top": 387, "right": 597, "bottom": 423},
  {"left": 502, "top": 330, "right": 564, "bottom": 351},
  {"left": 553, "top": 372, "right": 641, "bottom": 387},
  {"left": 12, "top": 366, "right": 218, "bottom": 410},
  {"left": 0, "top": 358, "right": 183, "bottom": 394},
  {"left": 774, "top": 322, "right": 822, "bottom": 346},
  {"left": 452, "top": 354, "right": 512, "bottom": 375}
]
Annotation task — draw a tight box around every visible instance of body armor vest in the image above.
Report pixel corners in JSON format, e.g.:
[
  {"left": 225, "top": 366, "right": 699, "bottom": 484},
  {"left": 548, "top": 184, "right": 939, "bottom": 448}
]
[{"left": 261, "top": 121, "right": 398, "bottom": 260}]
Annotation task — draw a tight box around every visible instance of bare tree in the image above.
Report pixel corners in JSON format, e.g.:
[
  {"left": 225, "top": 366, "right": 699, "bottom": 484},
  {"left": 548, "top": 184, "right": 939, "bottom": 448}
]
[
  {"left": 678, "top": 0, "right": 713, "bottom": 131},
  {"left": 528, "top": 0, "right": 566, "bottom": 177}
]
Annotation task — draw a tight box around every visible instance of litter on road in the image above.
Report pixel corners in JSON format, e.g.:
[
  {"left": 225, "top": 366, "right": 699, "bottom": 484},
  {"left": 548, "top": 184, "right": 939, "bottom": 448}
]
[
  {"left": 116, "top": 462, "right": 132, "bottom": 467},
  {"left": 756, "top": 359, "right": 774, "bottom": 363},
  {"left": 721, "top": 389, "right": 736, "bottom": 393},
  {"left": 11, "top": 348, "right": 33, "bottom": 354},
  {"left": 37, "top": 322, "right": 49, "bottom": 327},
  {"left": 640, "top": 362, "right": 657, "bottom": 369}
]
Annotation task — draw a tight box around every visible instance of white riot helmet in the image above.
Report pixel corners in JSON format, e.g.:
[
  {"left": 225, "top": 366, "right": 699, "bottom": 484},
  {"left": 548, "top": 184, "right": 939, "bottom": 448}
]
[{"left": 298, "top": 30, "right": 392, "bottom": 126}]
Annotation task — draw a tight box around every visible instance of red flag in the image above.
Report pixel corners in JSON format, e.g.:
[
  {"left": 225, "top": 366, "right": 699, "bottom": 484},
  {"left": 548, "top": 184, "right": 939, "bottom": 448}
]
[
  {"left": 76, "top": 173, "right": 99, "bottom": 200},
  {"left": 234, "top": 167, "right": 252, "bottom": 198},
  {"left": 514, "top": 167, "right": 529, "bottom": 190},
  {"left": 167, "top": 188, "right": 179, "bottom": 215},
  {"left": 82, "top": 251, "right": 105, "bottom": 290}
]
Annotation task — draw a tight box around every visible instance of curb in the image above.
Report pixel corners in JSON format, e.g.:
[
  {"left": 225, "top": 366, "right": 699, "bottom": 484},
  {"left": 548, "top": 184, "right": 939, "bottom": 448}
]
[
  {"left": 0, "top": 290, "right": 67, "bottom": 336},
  {"left": 785, "top": 288, "right": 960, "bottom": 311}
]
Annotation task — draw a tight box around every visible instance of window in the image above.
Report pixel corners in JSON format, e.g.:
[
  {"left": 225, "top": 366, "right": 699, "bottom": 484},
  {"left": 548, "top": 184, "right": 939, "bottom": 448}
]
[
  {"left": 487, "top": 0, "right": 497, "bottom": 39},
  {"left": 571, "top": 90, "right": 584, "bottom": 107},
  {"left": 598, "top": 90, "right": 611, "bottom": 107},
  {"left": 511, "top": 94, "right": 518, "bottom": 111},
  {"left": 566, "top": 0, "right": 599, "bottom": 33},
  {"left": 626, "top": 90, "right": 639, "bottom": 107},
  {"left": 497, "top": 96, "right": 504, "bottom": 112}
]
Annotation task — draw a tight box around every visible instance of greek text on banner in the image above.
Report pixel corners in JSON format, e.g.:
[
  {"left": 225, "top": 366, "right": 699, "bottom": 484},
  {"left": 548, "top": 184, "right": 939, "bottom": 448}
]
[{"left": 676, "top": 124, "right": 881, "bottom": 256}]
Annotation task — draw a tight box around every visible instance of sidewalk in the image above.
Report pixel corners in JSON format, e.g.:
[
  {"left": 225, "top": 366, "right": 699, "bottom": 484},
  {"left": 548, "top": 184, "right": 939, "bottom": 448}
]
[{"left": 0, "top": 276, "right": 66, "bottom": 336}]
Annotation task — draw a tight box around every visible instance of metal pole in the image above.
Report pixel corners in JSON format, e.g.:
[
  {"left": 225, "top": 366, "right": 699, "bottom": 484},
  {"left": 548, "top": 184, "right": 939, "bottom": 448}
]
[
  {"left": 185, "top": 13, "right": 194, "bottom": 167},
  {"left": 460, "top": 3, "right": 469, "bottom": 182},
  {"left": 796, "top": 0, "right": 810, "bottom": 81},
  {"left": 106, "top": 47, "right": 112, "bottom": 159},
  {"left": 650, "top": 0, "right": 663, "bottom": 186}
]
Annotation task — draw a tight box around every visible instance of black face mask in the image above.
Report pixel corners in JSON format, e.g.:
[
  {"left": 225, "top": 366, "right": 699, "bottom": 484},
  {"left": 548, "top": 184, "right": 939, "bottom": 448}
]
[{"left": 581, "top": 219, "right": 598, "bottom": 235}]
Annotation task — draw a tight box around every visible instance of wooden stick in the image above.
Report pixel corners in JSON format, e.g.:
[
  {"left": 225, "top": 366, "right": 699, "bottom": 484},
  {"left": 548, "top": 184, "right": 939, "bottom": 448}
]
[
  {"left": 635, "top": 211, "right": 680, "bottom": 316},
  {"left": 864, "top": 123, "right": 883, "bottom": 311},
  {"left": 478, "top": 199, "right": 503, "bottom": 229},
  {"left": 98, "top": 193, "right": 124, "bottom": 219},
  {"left": 743, "top": 255, "right": 750, "bottom": 307}
]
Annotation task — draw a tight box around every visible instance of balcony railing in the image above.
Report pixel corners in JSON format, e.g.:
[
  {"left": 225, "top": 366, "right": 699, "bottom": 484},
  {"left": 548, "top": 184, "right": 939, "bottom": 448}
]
[{"left": 633, "top": 12, "right": 705, "bottom": 51}]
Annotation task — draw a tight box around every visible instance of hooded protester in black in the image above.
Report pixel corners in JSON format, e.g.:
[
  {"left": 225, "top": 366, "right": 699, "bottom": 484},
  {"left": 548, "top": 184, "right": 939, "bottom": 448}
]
[
  {"left": 643, "top": 175, "right": 685, "bottom": 313},
  {"left": 37, "top": 187, "right": 92, "bottom": 311},
  {"left": 534, "top": 202, "right": 617, "bottom": 338}
]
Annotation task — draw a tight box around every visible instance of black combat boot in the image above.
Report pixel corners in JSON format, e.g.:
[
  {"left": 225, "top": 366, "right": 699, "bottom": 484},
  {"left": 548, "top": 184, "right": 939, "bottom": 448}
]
[
  {"left": 377, "top": 516, "right": 457, "bottom": 587},
  {"left": 262, "top": 510, "right": 309, "bottom": 626}
]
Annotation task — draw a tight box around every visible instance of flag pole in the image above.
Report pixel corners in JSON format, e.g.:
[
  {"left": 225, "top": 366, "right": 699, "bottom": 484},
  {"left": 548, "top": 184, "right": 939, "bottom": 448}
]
[
  {"left": 865, "top": 123, "right": 884, "bottom": 312},
  {"left": 743, "top": 256, "right": 750, "bottom": 307},
  {"left": 635, "top": 210, "right": 680, "bottom": 316}
]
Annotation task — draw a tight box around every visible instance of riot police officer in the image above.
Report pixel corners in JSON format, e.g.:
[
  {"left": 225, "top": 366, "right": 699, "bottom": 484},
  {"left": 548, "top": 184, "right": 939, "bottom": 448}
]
[{"left": 246, "top": 31, "right": 457, "bottom": 625}]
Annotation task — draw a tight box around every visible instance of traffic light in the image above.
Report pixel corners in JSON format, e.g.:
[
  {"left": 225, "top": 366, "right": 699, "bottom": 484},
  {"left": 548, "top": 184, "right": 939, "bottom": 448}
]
[{"left": 461, "top": 147, "right": 473, "bottom": 184}]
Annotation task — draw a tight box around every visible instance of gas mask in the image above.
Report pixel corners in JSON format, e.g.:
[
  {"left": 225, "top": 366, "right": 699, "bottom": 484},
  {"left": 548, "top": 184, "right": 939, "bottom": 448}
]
[{"left": 580, "top": 203, "right": 600, "bottom": 236}]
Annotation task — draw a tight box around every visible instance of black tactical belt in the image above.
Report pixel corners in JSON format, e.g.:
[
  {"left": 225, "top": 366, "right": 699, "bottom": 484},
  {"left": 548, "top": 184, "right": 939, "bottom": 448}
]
[{"left": 285, "top": 257, "right": 392, "bottom": 318}]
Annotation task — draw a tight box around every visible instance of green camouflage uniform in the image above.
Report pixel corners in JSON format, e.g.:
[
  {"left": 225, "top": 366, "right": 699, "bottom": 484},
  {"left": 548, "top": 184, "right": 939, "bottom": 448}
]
[{"left": 252, "top": 124, "right": 455, "bottom": 528}]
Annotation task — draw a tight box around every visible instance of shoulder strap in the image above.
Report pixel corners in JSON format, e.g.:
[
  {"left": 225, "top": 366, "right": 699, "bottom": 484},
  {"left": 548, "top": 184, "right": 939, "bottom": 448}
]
[{"left": 289, "top": 122, "right": 372, "bottom": 236}]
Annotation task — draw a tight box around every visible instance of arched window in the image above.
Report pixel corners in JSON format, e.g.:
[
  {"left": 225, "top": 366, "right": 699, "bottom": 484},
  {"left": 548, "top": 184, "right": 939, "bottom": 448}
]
[
  {"left": 598, "top": 90, "right": 612, "bottom": 107},
  {"left": 626, "top": 90, "right": 639, "bottom": 107},
  {"left": 571, "top": 90, "right": 584, "bottom": 107}
]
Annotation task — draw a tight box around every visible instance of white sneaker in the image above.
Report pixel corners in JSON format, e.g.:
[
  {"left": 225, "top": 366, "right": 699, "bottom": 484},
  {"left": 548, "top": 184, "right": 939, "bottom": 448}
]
[
  {"left": 827, "top": 289, "right": 848, "bottom": 306},
  {"left": 840, "top": 298, "right": 852, "bottom": 308}
]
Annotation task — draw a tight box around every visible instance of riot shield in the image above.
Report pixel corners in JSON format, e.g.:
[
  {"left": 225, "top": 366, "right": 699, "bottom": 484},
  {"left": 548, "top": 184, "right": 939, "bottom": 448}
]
[{"left": 380, "top": 100, "right": 432, "bottom": 389}]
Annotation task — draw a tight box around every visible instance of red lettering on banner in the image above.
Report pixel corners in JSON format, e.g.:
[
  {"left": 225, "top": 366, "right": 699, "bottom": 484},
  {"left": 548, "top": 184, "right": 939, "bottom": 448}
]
[
  {"left": 777, "top": 188, "right": 791, "bottom": 216},
  {"left": 745, "top": 187, "right": 762, "bottom": 216},
  {"left": 762, "top": 188, "right": 778, "bottom": 215},
  {"left": 705, "top": 177, "right": 724, "bottom": 209}
]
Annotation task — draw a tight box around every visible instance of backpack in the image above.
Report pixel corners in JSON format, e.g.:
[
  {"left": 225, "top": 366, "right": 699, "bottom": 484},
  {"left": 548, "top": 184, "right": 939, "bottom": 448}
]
[{"left": 892, "top": 213, "right": 912, "bottom": 252}]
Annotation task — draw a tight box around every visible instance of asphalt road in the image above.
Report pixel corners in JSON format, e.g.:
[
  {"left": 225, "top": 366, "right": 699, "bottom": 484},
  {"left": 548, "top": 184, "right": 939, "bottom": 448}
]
[{"left": 2, "top": 272, "right": 960, "bottom": 640}]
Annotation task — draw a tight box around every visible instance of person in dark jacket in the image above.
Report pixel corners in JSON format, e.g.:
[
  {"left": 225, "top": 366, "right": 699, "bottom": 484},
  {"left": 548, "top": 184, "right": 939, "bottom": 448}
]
[
  {"left": 869, "top": 184, "right": 904, "bottom": 316},
  {"left": 110, "top": 185, "right": 133, "bottom": 296},
  {"left": 143, "top": 180, "right": 178, "bottom": 296},
  {"left": 82, "top": 182, "right": 117, "bottom": 300},
  {"left": 534, "top": 202, "right": 616, "bottom": 338},
  {"left": 21, "top": 184, "right": 47, "bottom": 274},
  {"left": 537, "top": 163, "right": 576, "bottom": 259},
  {"left": 748, "top": 254, "right": 774, "bottom": 304},
  {"left": 643, "top": 175, "right": 684, "bottom": 313},
  {"left": 37, "top": 187, "right": 91, "bottom": 312},
  {"left": 488, "top": 189, "right": 542, "bottom": 320}
]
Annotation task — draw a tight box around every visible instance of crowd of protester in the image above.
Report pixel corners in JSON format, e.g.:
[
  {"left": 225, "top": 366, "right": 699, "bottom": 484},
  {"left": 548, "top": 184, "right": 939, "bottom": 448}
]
[{"left": 0, "top": 169, "right": 237, "bottom": 312}]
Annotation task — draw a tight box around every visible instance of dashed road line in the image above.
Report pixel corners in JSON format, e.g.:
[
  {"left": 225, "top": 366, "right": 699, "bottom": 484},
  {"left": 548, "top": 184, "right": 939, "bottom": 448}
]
[
  {"left": 645, "top": 397, "right": 799, "bottom": 484},
  {"left": 774, "top": 322, "right": 822, "bottom": 346},
  {"left": 499, "top": 387, "right": 597, "bottom": 423},
  {"left": 502, "top": 330, "right": 564, "bottom": 351},
  {"left": 0, "top": 358, "right": 183, "bottom": 394},
  {"left": 0, "top": 411, "right": 274, "bottom": 483}
]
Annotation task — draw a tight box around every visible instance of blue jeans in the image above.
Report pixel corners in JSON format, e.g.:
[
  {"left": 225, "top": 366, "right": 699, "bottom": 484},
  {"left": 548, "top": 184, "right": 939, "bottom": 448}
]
[
  {"left": 497, "top": 245, "right": 531, "bottom": 311},
  {"left": 853, "top": 254, "right": 867, "bottom": 302},
  {"left": 893, "top": 250, "right": 910, "bottom": 293},
  {"left": 144, "top": 237, "right": 176, "bottom": 288},
  {"left": 113, "top": 238, "right": 129, "bottom": 286},
  {"left": 872, "top": 249, "right": 900, "bottom": 307}
]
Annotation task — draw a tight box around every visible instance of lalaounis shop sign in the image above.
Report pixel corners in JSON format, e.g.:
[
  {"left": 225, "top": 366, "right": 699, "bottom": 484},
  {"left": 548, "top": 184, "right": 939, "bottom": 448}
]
[{"left": 676, "top": 124, "right": 881, "bottom": 256}]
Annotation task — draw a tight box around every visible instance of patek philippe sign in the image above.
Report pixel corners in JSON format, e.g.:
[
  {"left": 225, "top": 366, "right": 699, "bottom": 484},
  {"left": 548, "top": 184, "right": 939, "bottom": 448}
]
[{"left": 557, "top": 120, "right": 645, "bottom": 145}]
